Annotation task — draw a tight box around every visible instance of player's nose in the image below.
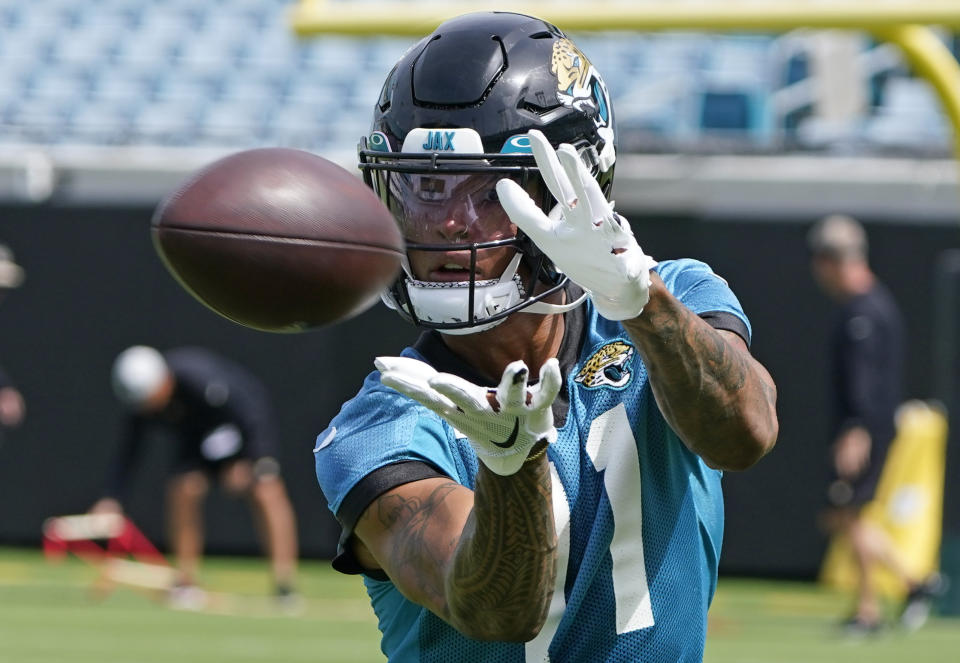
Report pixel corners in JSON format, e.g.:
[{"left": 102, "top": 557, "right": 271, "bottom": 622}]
[{"left": 436, "top": 215, "right": 470, "bottom": 243}]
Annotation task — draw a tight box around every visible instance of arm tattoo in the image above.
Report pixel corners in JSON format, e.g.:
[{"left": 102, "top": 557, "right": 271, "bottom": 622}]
[
  {"left": 693, "top": 321, "right": 747, "bottom": 393},
  {"left": 446, "top": 453, "right": 556, "bottom": 637},
  {"left": 373, "top": 480, "right": 462, "bottom": 606},
  {"left": 367, "top": 457, "right": 557, "bottom": 640},
  {"left": 624, "top": 280, "right": 777, "bottom": 469}
]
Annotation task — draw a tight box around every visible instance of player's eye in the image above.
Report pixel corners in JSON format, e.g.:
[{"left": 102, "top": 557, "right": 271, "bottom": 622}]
[{"left": 484, "top": 188, "right": 500, "bottom": 204}]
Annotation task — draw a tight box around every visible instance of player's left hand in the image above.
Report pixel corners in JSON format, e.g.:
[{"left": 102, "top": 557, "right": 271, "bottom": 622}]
[
  {"left": 375, "top": 356, "right": 561, "bottom": 476},
  {"left": 496, "top": 130, "right": 656, "bottom": 321}
]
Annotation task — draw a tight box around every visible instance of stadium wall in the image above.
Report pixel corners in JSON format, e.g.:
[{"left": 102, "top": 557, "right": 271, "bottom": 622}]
[{"left": 0, "top": 203, "right": 958, "bottom": 578}]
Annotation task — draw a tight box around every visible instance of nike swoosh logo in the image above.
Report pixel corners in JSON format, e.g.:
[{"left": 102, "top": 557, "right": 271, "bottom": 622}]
[
  {"left": 491, "top": 419, "right": 520, "bottom": 449},
  {"left": 313, "top": 427, "right": 337, "bottom": 452}
]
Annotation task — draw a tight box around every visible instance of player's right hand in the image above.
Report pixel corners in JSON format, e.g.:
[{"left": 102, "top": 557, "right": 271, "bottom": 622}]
[{"left": 375, "top": 356, "right": 561, "bottom": 476}]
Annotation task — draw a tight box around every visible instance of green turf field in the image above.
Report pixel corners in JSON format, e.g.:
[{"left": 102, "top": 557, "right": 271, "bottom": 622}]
[{"left": 1, "top": 546, "right": 957, "bottom": 662}]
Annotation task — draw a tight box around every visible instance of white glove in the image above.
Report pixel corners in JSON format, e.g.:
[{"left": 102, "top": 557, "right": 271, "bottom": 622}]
[
  {"left": 375, "top": 356, "right": 561, "bottom": 476},
  {"left": 496, "top": 129, "right": 656, "bottom": 320}
]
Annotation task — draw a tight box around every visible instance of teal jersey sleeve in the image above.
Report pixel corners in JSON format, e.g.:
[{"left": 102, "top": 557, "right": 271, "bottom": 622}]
[
  {"left": 314, "top": 348, "right": 470, "bottom": 519},
  {"left": 654, "top": 258, "right": 752, "bottom": 344}
]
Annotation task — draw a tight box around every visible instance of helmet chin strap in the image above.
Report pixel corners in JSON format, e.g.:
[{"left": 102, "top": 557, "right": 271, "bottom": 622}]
[
  {"left": 522, "top": 291, "right": 587, "bottom": 316},
  {"left": 392, "top": 252, "right": 586, "bottom": 335}
]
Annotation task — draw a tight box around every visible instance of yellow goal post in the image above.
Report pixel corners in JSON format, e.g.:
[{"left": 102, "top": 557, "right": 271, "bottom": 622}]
[{"left": 290, "top": 1, "right": 960, "bottom": 158}]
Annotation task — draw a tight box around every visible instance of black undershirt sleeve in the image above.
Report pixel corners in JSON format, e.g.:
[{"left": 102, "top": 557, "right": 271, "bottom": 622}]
[
  {"left": 700, "top": 310, "right": 751, "bottom": 347},
  {"left": 332, "top": 460, "right": 449, "bottom": 579}
]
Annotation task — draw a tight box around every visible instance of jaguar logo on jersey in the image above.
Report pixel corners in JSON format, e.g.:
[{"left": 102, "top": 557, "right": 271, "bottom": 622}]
[{"left": 575, "top": 340, "right": 635, "bottom": 390}]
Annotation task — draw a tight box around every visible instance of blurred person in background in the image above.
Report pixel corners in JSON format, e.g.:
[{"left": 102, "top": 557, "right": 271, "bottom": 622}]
[
  {"left": 809, "top": 214, "right": 941, "bottom": 634},
  {"left": 91, "top": 345, "right": 299, "bottom": 609},
  {"left": 0, "top": 243, "right": 26, "bottom": 431}
]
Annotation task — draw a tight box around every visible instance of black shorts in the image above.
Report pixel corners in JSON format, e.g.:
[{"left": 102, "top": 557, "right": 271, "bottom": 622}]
[{"left": 173, "top": 423, "right": 280, "bottom": 479}]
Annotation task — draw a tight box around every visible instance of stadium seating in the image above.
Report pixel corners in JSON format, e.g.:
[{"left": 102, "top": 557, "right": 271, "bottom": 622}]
[
  {"left": 864, "top": 77, "right": 952, "bottom": 152},
  {"left": 0, "top": 0, "right": 953, "bottom": 155}
]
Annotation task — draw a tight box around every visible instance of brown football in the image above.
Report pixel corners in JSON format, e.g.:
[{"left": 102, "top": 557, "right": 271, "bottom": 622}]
[{"left": 151, "top": 148, "right": 403, "bottom": 332}]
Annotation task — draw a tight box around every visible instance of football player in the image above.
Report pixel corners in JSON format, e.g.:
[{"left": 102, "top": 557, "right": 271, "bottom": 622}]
[
  {"left": 314, "top": 12, "right": 777, "bottom": 661},
  {"left": 93, "top": 345, "right": 299, "bottom": 609}
]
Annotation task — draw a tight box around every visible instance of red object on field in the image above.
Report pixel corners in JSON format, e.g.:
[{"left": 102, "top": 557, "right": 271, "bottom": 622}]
[{"left": 42, "top": 513, "right": 166, "bottom": 567}]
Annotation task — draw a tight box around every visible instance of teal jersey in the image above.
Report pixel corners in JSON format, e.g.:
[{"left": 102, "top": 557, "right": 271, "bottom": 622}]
[{"left": 315, "top": 259, "right": 751, "bottom": 662}]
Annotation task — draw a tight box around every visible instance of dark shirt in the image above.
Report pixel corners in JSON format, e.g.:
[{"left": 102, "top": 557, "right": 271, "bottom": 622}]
[
  {"left": 0, "top": 366, "right": 13, "bottom": 390},
  {"left": 106, "top": 347, "right": 276, "bottom": 499},
  {"left": 829, "top": 282, "right": 904, "bottom": 447}
]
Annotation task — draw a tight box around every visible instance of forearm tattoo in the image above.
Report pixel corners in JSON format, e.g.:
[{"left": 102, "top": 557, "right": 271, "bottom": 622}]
[
  {"left": 447, "top": 455, "right": 556, "bottom": 637},
  {"left": 368, "top": 457, "right": 557, "bottom": 638},
  {"left": 625, "top": 291, "right": 776, "bottom": 467}
]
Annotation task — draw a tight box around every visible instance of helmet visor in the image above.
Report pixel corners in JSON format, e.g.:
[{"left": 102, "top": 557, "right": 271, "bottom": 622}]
[{"left": 382, "top": 171, "right": 544, "bottom": 245}]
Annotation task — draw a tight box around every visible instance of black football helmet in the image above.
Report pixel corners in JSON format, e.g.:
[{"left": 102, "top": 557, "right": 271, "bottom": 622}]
[{"left": 359, "top": 11, "right": 616, "bottom": 334}]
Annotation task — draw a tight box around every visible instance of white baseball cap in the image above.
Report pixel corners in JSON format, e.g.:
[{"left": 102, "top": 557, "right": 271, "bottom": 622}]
[
  {"left": 111, "top": 346, "right": 170, "bottom": 408},
  {"left": 807, "top": 214, "right": 867, "bottom": 260}
]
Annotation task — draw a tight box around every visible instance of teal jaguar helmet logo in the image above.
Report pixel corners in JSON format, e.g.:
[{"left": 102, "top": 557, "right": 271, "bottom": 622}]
[
  {"left": 550, "top": 37, "right": 615, "bottom": 172},
  {"left": 575, "top": 340, "right": 635, "bottom": 389},
  {"left": 551, "top": 39, "right": 611, "bottom": 128}
]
